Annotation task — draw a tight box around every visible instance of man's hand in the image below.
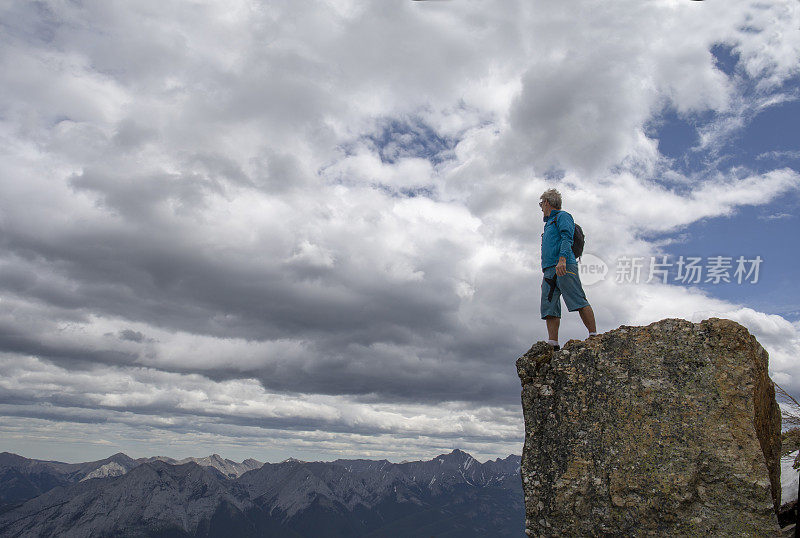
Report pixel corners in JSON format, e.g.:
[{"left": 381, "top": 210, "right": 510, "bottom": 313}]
[{"left": 556, "top": 257, "right": 567, "bottom": 276}]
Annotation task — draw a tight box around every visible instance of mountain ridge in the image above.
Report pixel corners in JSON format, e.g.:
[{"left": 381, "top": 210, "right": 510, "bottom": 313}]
[{"left": 0, "top": 449, "right": 523, "bottom": 537}]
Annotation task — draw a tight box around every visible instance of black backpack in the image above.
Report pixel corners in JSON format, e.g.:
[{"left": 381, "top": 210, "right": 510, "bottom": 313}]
[
  {"left": 572, "top": 223, "right": 585, "bottom": 260},
  {"left": 557, "top": 212, "right": 585, "bottom": 260}
]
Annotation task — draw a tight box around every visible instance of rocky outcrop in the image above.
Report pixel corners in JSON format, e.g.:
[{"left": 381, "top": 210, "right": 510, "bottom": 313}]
[
  {"left": 516, "top": 317, "right": 782, "bottom": 537},
  {"left": 79, "top": 461, "right": 129, "bottom": 481}
]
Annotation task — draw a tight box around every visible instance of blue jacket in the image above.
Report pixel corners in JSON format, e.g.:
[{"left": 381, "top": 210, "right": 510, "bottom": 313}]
[{"left": 541, "top": 209, "right": 577, "bottom": 269}]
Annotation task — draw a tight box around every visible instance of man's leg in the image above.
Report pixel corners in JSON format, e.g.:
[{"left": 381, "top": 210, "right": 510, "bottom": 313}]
[
  {"left": 541, "top": 266, "right": 562, "bottom": 347},
  {"left": 545, "top": 315, "right": 560, "bottom": 342},
  {"left": 578, "top": 305, "right": 596, "bottom": 333},
  {"left": 558, "top": 264, "right": 597, "bottom": 337}
]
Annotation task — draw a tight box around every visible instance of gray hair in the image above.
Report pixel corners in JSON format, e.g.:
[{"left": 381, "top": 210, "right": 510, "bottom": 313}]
[{"left": 540, "top": 188, "right": 562, "bottom": 209}]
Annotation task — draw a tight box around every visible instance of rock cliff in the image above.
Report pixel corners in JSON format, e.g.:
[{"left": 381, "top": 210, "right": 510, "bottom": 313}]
[{"left": 516, "top": 317, "right": 782, "bottom": 536}]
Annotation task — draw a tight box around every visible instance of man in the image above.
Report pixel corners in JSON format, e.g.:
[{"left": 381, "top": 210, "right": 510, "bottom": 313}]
[{"left": 539, "top": 188, "right": 597, "bottom": 350}]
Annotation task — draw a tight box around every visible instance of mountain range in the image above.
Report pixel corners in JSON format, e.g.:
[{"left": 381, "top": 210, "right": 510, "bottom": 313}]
[{"left": 0, "top": 449, "right": 522, "bottom": 537}]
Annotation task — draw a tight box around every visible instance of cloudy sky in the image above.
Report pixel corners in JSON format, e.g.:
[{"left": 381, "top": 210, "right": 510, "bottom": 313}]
[{"left": 1, "top": 0, "right": 799, "bottom": 464}]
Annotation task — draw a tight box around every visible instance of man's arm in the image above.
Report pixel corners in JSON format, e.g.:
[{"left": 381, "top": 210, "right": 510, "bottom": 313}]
[
  {"left": 557, "top": 212, "right": 575, "bottom": 261},
  {"left": 554, "top": 212, "right": 574, "bottom": 276}
]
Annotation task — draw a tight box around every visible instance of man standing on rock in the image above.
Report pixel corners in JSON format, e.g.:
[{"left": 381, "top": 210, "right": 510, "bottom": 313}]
[{"left": 539, "top": 188, "right": 597, "bottom": 350}]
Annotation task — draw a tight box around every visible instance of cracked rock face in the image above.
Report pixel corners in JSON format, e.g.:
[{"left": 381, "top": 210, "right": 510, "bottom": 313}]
[{"left": 516, "top": 318, "right": 782, "bottom": 537}]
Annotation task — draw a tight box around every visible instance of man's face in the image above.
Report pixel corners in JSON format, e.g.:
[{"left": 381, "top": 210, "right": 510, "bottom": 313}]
[{"left": 539, "top": 199, "right": 551, "bottom": 217}]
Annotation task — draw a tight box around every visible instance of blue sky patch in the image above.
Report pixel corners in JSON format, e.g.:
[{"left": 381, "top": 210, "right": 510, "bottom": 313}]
[
  {"left": 646, "top": 108, "right": 698, "bottom": 163},
  {"left": 639, "top": 192, "right": 800, "bottom": 321},
  {"left": 710, "top": 43, "right": 740, "bottom": 78},
  {"left": 639, "top": 48, "right": 800, "bottom": 321},
  {"left": 740, "top": 98, "right": 800, "bottom": 159},
  {"left": 371, "top": 183, "right": 439, "bottom": 199},
  {"left": 363, "top": 118, "right": 457, "bottom": 165}
]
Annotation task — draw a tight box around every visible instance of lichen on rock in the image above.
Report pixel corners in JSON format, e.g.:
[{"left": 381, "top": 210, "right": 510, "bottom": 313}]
[{"left": 517, "top": 317, "right": 782, "bottom": 537}]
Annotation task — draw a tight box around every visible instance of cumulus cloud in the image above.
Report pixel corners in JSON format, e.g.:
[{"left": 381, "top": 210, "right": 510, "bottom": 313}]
[{"left": 1, "top": 0, "right": 799, "bottom": 461}]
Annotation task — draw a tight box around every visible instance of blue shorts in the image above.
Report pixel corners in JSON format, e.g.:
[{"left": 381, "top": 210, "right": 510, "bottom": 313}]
[{"left": 541, "top": 264, "right": 590, "bottom": 319}]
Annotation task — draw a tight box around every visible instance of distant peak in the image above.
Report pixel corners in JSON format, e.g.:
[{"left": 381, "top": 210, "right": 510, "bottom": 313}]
[
  {"left": 433, "top": 449, "right": 477, "bottom": 467},
  {"left": 444, "top": 448, "right": 474, "bottom": 459}
]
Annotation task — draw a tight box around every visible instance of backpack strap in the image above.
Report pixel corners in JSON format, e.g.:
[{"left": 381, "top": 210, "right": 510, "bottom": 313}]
[{"left": 544, "top": 275, "right": 559, "bottom": 301}]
